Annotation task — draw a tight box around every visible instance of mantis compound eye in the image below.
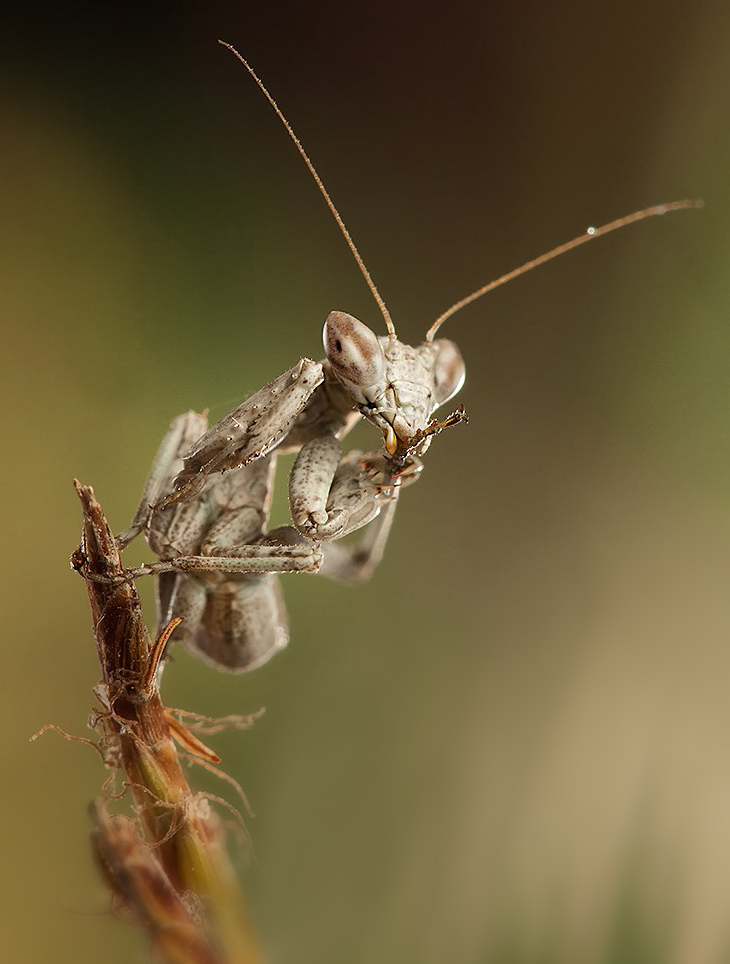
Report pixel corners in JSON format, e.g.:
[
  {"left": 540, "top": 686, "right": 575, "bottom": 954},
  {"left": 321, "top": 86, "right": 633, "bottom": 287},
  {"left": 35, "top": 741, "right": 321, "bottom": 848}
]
[
  {"left": 323, "top": 311, "right": 386, "bottom": 402},
  {"left": 430, "top": 338, "right": 466, "bottom": 406}
]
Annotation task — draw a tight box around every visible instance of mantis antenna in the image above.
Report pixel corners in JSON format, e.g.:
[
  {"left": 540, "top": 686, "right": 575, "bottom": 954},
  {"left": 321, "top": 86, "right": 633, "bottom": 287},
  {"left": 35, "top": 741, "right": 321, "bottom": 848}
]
[
  {"left": 425, "top": 199, "right": 703, "bottom": 340},
  {"left": 218, "top": 40, "right": 397, "bottom": 342}
]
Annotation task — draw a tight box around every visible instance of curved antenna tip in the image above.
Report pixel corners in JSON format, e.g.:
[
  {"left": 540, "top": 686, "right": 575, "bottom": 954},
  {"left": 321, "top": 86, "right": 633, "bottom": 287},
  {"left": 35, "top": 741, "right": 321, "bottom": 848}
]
[{"left": 425, "top": 198, "right": 704, "bottom": 341}]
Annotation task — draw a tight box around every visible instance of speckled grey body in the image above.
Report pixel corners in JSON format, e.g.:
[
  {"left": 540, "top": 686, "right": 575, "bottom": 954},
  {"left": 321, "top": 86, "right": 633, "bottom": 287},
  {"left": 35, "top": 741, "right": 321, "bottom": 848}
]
[{"left": 119, "top": 312, "right": 464, "bottom": 671}]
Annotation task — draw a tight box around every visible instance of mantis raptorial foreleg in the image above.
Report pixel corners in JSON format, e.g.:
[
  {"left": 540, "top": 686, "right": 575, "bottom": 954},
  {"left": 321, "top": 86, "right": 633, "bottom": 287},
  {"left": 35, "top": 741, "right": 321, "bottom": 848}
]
[
  {"left": 312, "top": 447, "right": 422, "bottom": 582},
  {"left": 163, "top": 358, "right": 325, "bottom": 506},
  {"left": 288, "top": 433, "right": 345, "bottom": 537},
  {"left": 288, "top": 436, "right": 417, "bottom": 539},
  {"left": 319, "top": 494, "right": 400, "bottom": 584}
]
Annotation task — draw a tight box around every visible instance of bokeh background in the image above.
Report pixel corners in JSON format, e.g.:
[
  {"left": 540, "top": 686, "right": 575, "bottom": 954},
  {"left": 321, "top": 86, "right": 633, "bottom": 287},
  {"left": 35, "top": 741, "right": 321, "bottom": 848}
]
[{"left": 3, "top": 2, "right": 730, "bottom": 962}]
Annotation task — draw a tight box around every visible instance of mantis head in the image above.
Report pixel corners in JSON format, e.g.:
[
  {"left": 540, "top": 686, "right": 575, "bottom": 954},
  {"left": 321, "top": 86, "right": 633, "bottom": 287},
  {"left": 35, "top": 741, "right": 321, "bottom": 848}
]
[{"left": 323, "top": 311, "right": 466, "bottom": 461}]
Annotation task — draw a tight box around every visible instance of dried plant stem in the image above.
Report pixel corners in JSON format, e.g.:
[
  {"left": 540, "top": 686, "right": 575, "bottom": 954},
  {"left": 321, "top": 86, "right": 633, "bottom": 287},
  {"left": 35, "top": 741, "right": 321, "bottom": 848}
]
[{"left": 71, "top": 480, "right": 262, "bottom": 964}]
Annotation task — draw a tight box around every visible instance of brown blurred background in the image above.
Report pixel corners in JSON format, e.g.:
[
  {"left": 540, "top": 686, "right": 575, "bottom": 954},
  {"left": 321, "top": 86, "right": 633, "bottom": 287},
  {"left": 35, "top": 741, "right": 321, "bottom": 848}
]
[{"left": 3, "top": 2, "right": 730, "bottom": 962}]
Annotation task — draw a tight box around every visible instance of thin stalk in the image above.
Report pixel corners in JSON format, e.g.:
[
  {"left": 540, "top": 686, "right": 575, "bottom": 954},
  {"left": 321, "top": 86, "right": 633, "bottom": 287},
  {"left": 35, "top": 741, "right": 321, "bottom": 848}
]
[{"left": 72, "top": 481, "right": 261, "bottom": 964}]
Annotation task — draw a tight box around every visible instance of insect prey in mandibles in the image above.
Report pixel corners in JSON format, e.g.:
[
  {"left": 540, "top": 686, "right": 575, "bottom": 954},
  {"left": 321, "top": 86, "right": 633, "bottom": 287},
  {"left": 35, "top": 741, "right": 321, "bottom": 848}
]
[{"left": 94, "top": 41, "right": 700, "bottom": 673}]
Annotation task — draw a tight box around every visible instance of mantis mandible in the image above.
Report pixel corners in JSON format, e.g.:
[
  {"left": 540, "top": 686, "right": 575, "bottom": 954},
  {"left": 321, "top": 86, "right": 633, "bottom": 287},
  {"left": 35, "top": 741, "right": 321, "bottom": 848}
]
[{"left": 99, "top": 41, "right": 699, "bottom": 673}]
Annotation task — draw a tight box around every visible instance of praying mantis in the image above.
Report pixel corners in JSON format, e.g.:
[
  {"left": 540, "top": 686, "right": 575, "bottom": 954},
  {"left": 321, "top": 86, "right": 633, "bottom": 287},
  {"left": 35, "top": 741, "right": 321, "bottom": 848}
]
[{"left": 88, "top": 41, "right": 699, "bottom": 673}]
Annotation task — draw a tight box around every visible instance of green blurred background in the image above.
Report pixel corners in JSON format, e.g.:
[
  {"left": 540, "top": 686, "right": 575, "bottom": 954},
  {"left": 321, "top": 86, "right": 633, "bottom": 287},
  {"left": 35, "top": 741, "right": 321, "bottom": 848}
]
[{"left": 3, "top": 2, "right": 730, "bottom": 962}]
